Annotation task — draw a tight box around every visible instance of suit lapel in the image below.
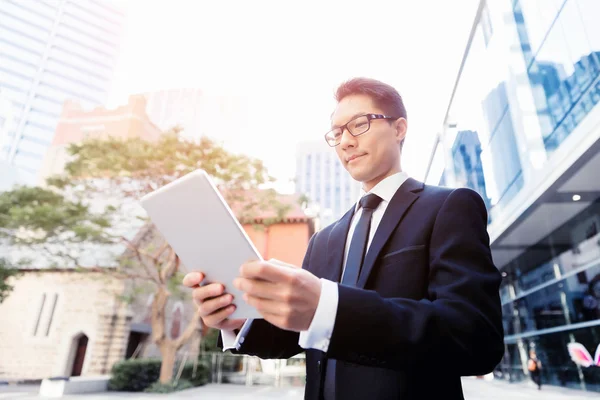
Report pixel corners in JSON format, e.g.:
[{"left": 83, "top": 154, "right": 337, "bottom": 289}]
[
  {"left": 324, "top": 207, "right": 355, "bottom": 282},
  {"left": 357, "top": 178, "right": 424, "bottom": 288}
]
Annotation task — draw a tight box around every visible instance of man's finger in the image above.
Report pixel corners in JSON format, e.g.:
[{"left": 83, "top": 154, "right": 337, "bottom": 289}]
[
  {"left": 197, "top": 293, "right": 233, "bottom": 317},
  {"left": 192, "top": 283, "right": 225, "bottom": 305},
  {"left": 203, "top": 304, "right": 237, "bottom": 327},
  {"left": 183, "top": 271, "right": 205, "bottom": 288},
  {"left": 240, "top": 261, "right": 294, "bottom": 283},
  {"left": 245, "top": 294, "right": 289, "bottom": 316},
  {"left": 233, "top": 277, "right": 280, "bottom": 300}
]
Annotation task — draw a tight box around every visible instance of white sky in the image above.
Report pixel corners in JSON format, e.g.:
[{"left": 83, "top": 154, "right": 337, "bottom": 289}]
[{"left": 107, "top": 0, "right": 479, "bottom": 193}]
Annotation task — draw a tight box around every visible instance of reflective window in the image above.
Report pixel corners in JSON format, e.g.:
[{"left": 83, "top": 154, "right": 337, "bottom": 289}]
[
  {"left": 22, "top": 123, "right": 53, "bottom": 143},
  {"left": 0, "top": 25, "right": 46, "bottom": 55},
  {"left": 514, "top": 0, "right": 600, "bottom": 153},
  {"left": 14, "top": 137, "right": 49, "bottom": 157},
  {"left": 0, "top": 39, "right": 43, "bottom": 66},
  {"left": 513, "top": 0, "right": 566, "bottom": 65},
  {"left": 1, "top": 2, "right": 53, "bottom": 36}
]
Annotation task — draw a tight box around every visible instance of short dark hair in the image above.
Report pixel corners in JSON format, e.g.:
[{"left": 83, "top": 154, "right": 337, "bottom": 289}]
[{"left": 335, "top": 77, "right": 407, "bottom": 147}]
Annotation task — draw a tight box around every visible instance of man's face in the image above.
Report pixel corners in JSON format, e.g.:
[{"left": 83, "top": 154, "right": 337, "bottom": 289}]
[{"left": 330, "top": 94, "right": 406, "bottom": 191}]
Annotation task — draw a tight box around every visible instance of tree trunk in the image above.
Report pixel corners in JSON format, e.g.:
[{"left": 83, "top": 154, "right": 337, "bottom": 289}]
[{"left": 159, "top": 341, "right": 176, "bottom": 384}]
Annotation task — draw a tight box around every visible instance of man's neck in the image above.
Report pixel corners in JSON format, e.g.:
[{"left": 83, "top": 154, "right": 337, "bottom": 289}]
[{"left": 363, "top": 168, "right": 403, "bottom": 192}]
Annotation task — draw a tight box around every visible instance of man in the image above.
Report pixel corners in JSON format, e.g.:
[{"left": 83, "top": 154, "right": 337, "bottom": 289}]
[
  {"left": 183, "top": 77, "right": 504, "bottom": 399},
  {"left": 527, "top": 349, "right": 543, "bottom": 390}
]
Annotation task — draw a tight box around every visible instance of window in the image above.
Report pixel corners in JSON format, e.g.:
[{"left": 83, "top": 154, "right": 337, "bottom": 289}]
[
  {"left": 45, "top": 293, "right": 58, "bottom": 336},
  {"left": 481, "top": 4, "right": 493, "bottom": 46},
  {"left": 32, "top": 293, "right": 46, "bottom": 336}
]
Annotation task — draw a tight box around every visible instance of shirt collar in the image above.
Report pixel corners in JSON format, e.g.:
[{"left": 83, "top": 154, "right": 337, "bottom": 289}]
[{"left": 354, "top": 171, "right": 410, "bottom": 212}]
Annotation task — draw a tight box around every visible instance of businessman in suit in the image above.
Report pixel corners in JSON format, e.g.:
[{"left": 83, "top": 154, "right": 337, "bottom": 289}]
[{"left": 183, "top": 77, "right": 504, "bottom": 399}]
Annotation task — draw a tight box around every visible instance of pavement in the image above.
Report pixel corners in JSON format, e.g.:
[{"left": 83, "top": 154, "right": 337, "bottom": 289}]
[{"left": 0, "top": 378, "right": 598, "bottom": 399}]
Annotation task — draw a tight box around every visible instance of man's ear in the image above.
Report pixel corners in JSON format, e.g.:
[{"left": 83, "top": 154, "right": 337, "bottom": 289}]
[{"left": 395, "top": 118, "right": 407, "bottom": 145}]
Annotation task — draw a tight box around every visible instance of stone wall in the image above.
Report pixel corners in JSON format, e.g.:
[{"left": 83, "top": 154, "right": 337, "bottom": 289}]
[{"left": 0, "top": 270, "right": 129, "bottom": 380}]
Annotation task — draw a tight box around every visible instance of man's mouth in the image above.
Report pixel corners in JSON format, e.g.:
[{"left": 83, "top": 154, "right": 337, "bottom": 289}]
[{"left": 347, "top": 154, "right": 366, "bottom": 163}]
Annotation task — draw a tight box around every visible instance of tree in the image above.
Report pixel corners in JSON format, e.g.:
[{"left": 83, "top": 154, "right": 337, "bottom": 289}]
[
  {"left": 0, "top": 258, "right": 18, "bottom": 304},
  {"left": 0, "top": 129, "right": 290, "bottom": 383}
]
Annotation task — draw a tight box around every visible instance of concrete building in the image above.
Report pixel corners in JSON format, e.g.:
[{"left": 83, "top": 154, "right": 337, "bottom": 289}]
[{"left": 0, "top": 0, "right": 125, "bottom": 186}]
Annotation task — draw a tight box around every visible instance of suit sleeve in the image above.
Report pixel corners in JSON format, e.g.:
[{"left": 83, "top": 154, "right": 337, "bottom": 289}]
[
  {"left": 216, "top": 231, "right": 319, "bottom": 359},
  {"left": 326, "top": 188, "right": 504, "bottom": 375}
]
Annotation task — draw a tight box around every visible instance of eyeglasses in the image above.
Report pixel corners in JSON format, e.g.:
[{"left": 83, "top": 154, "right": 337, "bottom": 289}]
[{"left": 324, "top": 113, "right": 398, "bottom": 147}]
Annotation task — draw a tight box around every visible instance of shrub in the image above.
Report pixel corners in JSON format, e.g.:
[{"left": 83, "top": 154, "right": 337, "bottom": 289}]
[
  {"left": 108, "top": 358, "right": 210, "bottom": 392},
  {"left": 180, "top": 361, "right": 210, "bottom": 386},
  {"left": 144, "top": 379, "right": 193, "bottom": 393},
  {"left": 108, "top": 358, "right": 161, "bottom": 392}
]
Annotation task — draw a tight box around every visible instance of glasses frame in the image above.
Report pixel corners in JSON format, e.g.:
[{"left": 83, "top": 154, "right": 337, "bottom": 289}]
[{"left": 324, "top": 113, "right": 398, "bottom": 147}]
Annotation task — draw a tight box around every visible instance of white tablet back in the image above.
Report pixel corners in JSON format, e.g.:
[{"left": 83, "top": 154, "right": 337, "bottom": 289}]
[{"left": 140, "top": 169, "right": 262, "bottom": 320}]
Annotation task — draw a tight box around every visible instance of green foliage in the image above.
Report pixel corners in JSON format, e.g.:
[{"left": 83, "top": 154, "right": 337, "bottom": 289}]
[
  {"left": 108, "top": 358, "right": 161, "bottom": 392},
  {"left": 0, "top": 258, "right": 19, "bottom": 304},
  {"left": 201, "top": 328, "right": 220, "bottom": 352},
  {"left": 144, "top": 379, "right": 193, "bottom": 393},
  {"left": 180, "top": 361, "right": 210, "bottom": 386},
  {"left": 0, "top": 185, "right": 116, "bottom": 266},
  {"left": 52, "top": 130, "right": 274, "bottom": 199},
  {"left": 108, "top": 358, "right": 209, "bottom": 392}
]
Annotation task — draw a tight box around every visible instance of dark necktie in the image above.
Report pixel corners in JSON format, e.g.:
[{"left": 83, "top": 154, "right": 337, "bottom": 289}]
[{"left": 323, "top": 193, "right": 383, "bottom": 400}]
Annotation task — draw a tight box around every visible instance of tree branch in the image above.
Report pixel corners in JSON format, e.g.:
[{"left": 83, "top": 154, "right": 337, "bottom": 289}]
[
  {"left": 174, "top": 309, "right": 202, "bottom": 350},
  {"left": 153, "top": 241, "right": 170, "bottom": 261},
  {"left": 121, "top": 237, "right": 160, "bottom": 283},
  {"left": 160, "top": 248, "right": 179, "bottom": 282},
  {"left": 151, "top": 285, "right": 168, "bottom": 345}
]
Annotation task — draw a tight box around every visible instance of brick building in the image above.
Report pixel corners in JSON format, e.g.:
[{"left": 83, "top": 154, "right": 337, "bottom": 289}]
[{"left": 38, "top": 95, "right": 162, "bottom": 184}]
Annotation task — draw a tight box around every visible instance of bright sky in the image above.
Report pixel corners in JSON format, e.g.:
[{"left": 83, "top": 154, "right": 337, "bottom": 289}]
[{"left": 108, "top": 0, "right": 479, "bottom": 193}]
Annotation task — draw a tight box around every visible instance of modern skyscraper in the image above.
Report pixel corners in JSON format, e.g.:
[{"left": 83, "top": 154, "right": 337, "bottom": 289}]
[
  {"left": 451, "top": 130, "right": 491, "bottom": 212},
  {"left": 295, "top": 140, "right": 361, "bottom": 227},
  {"left": 425, "top": 0, "right": 600, "bottom": 392},
  {"left": 0, "top": 0, "right": 125, "bottom": 186}
]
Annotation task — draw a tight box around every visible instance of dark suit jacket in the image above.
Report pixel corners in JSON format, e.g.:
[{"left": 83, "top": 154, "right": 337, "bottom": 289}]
[{"left": 221, "top": 178, "right": 504, "bottom": 399}]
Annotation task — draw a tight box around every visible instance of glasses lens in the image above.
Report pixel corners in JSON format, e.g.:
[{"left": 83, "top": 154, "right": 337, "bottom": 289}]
[
  {"left": 348, "top": 115, "right": 369, "bottom": 135},
  {"left": 325, "top": 128, "right": 342, "bottom": 146}
]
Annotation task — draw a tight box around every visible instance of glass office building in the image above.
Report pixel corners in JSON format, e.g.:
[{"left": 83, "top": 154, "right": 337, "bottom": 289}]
[
  {"left": 425, "top": 0, "right": 600, "bottom": 392},
  {"left": 295, "top": 140, "right": 362, "bottom": 227},
  {"left": 0, "top": 0, "right": 125, "bottom": 187}
]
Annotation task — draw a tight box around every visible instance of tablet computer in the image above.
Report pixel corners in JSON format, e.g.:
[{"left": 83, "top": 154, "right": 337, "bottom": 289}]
[{"left": 139, "top": 169, "right": 262, "bottom": 320}]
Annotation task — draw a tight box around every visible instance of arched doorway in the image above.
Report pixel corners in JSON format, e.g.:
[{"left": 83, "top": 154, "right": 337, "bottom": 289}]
[{"left": 70, "top": 334, "right": 88, "bottom": 376}]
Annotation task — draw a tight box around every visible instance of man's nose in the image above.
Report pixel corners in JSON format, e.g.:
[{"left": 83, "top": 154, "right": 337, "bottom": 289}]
[{"left": 339, "top": 128, "right": 356, "bottom": 149}]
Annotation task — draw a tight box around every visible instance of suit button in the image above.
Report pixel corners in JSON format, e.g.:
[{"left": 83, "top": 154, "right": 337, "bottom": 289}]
[{"left": 317, "top": 360, "right": 321, "bottom": 373}]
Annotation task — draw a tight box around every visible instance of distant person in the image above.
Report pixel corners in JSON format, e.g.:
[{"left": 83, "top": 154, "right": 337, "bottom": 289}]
[
  {"left": 528, "top": 349, "right": 543, "bottom": 390},
  {"left": 184, "top": 77, "right": 505, "bottom": 399}
]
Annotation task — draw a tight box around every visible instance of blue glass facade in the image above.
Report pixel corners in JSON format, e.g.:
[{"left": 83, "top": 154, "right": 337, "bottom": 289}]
[
  {"left": 427, "top": 0, "right": 600, "bottom": 392},
  {"left": 514, "top": 0, "right": 600, "bottom": 154}
]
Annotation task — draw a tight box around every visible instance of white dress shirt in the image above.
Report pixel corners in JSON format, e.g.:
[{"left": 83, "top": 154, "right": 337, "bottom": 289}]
[{"left": 222, "top": 171, "right": 410, "bottom": 352}]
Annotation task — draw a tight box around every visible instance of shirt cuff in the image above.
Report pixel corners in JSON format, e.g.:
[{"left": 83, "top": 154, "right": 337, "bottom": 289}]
[
  {"left": 221, "top": 329, "right": 238, "bottom": 352},
  {"left": 298, "top": 278, "right": 338, "bottom": 352},
  {"left": 220, "top": 319, "right": 253, "bottom": 352}
]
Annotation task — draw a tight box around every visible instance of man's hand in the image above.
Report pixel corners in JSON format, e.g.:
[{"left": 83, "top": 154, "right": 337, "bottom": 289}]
[
  {"left": 182, "top": 272, "right": 246, "bottom": 331},
  {"left": 233, "top": 259, "right": 321, "bottom": 332}
]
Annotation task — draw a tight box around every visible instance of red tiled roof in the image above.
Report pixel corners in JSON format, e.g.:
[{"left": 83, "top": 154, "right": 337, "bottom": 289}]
[{"left": 225, "top": 190, "right": 310, "bottom": 223}]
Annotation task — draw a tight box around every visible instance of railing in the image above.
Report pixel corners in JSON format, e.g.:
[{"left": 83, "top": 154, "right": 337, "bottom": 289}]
[{"left": 174, "top": 352, "right": 306, "bottom": 387}]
